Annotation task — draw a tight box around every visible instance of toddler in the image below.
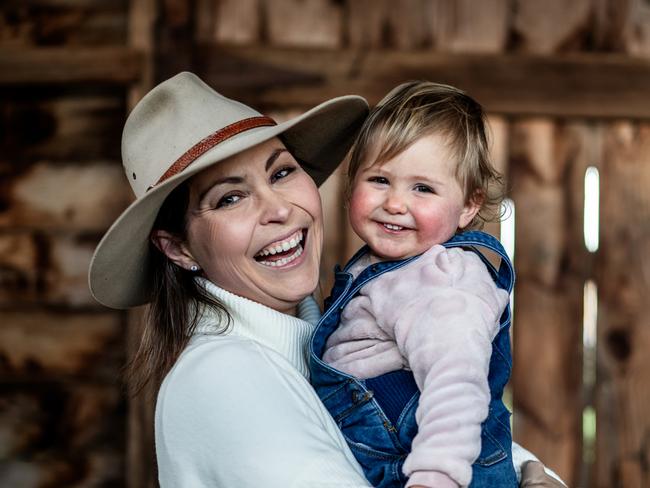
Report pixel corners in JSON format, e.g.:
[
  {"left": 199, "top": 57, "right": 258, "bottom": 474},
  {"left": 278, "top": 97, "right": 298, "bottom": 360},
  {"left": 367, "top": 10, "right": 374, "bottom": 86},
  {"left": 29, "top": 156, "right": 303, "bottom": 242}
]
[{"left": 310, "top": 81, "right": 517, "bottom": 488}]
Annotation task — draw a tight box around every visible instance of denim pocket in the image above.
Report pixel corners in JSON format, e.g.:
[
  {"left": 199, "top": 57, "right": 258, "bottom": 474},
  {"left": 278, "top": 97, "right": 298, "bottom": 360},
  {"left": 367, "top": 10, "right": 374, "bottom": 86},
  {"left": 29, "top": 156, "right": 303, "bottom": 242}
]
[
  {"left": 475, "top": 410, "right": 509, "bottom": 466},
  {"left": 342, "top": 433, "right": 406, "bottom": 488},
  {"left": 343, "top": 433, "right": 404, "bottom": 461}
]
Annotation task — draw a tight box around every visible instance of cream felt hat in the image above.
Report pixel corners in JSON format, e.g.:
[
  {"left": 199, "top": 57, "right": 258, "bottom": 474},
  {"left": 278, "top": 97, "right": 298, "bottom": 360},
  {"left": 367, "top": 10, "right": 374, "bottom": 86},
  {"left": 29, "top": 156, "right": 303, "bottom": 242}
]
[{"left": 89, "top": 72, "right": 368, "bottom": 309}]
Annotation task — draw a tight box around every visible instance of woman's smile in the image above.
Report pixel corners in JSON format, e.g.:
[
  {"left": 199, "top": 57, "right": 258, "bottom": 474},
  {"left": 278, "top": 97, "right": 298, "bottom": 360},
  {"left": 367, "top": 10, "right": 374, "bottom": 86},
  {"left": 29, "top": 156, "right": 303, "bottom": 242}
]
[{"left": 254, "top": 229, "right": 307, "bottom": 268}]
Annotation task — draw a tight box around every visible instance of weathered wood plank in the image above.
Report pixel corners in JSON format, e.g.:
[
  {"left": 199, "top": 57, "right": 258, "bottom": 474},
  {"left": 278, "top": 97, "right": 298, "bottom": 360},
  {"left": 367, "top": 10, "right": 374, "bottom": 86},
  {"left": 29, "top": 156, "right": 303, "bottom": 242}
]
[
  {"left": 126, "top": 1, "right": 161, "bottom": 486},
  {"left": 319, "top": 164, "right": 347, "bottom": 298},
  {"left": 595, "top": 122, "right": 650, "bottom": 488},
  {"left": 0, "top": 0, "right": 128, "bottom": 47},
  {"left": 513, "top": 0, "right": 593, "bottom": 53},
  {"left": 265, "top": 0, "right": 342, "bottom": 48},
  {"left": 0, "top": 161, "right": 133, "bottom": 233},
  {"left": 128, "top": 0, "right": 156, "bottom": 107},
  {"left": 429, "top": 0, "right": 509, "bottom": 53},
  {"left": 1, "top": 94, "right": 124, "bottom": 162},
  {"left": 126, "top": 308, "right": 157, "bottom": 488},
  {"left": 0, "top": 47, "right": 142, "bottom": 84},
  {"left": 0, "top": 311, "right": 123, "bottom": 379},
  {"left": 198, "top": 46, "right": 650, "bottom": 118},
  {"left": 0, "top": 384, "right": 125, "bottom": 486},
  {"left": 510, "top": 121, "right": 585, "bottom": 485},
  {"left": 212, "top": 0, "right": 260, "bottom": 44},
  {"left": 347, "top": 0, "right": 430, "bottom": 49},
  {"left": 618, "top": 0, "right": 650, "bottom": 57}
]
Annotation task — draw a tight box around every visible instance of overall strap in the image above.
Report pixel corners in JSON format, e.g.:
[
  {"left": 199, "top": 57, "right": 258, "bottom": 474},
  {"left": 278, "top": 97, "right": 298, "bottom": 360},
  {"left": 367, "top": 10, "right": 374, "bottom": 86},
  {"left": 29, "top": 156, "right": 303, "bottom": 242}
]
[{"left": 443, "top": 230, "right": 515, "bottom": 294}]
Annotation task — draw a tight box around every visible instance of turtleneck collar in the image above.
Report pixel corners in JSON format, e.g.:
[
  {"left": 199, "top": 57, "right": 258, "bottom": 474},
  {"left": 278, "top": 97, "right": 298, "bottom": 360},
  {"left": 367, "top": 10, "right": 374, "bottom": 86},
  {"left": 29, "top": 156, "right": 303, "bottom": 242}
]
[{"left": 192, "top": 278, "right": 321, "bottom": 378}]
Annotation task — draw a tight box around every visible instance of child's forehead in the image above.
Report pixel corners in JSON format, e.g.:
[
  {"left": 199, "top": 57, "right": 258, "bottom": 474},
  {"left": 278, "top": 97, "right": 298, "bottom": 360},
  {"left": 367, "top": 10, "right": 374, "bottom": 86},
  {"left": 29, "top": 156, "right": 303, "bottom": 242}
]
[{"left": 361, "top": 133, "right": 458, "bottom": 172}]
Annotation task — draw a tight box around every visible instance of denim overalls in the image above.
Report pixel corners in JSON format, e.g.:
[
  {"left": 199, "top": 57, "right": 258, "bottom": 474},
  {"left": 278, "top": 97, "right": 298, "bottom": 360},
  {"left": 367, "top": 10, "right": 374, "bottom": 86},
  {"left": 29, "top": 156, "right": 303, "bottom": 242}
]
[{"left": 309, "top": 231, "right": 517, "bottom": 487}]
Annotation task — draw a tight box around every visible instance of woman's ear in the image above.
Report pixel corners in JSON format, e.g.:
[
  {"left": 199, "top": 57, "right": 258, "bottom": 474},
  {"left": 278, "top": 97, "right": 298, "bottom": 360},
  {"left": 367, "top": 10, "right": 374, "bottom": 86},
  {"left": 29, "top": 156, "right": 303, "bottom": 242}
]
[
  {"left": 458, "top": 190, "right": 484, "bottom": 229},
  {"left": 151, "top": 230, "right": 198, "bottom": 271}
]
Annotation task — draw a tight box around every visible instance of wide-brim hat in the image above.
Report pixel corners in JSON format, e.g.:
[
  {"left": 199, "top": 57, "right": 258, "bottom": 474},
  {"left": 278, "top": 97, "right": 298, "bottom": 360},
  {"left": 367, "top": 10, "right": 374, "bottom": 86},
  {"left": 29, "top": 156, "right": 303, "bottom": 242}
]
[{"left": 89, "top": 72, "right": 368, "bottom": 309}]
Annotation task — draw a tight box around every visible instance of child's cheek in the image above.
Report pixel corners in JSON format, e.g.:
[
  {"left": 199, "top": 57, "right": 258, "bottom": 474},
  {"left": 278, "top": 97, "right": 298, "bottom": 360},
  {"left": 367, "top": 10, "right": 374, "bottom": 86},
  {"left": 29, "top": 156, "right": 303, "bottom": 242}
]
[{"left": 348, "top": 187, "right": 368, "bottom": 221}]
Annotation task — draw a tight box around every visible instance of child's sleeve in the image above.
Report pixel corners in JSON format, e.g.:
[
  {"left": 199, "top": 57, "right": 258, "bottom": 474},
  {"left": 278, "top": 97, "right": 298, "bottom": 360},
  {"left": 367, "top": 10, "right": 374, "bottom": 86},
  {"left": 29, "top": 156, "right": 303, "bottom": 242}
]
[{"left": 363, "top": 246, "right": 510, "bottom": 487}]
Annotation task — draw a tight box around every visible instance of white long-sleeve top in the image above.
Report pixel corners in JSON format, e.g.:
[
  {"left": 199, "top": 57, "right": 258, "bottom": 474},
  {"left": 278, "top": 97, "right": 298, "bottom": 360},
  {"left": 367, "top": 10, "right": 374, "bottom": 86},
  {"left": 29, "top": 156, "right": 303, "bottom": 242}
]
[
  {"left": 323, "top": 245, "right": 510, "bottom": 488},
  {"left": 155, "top": 279, "right": 371, "bottom": 488}
]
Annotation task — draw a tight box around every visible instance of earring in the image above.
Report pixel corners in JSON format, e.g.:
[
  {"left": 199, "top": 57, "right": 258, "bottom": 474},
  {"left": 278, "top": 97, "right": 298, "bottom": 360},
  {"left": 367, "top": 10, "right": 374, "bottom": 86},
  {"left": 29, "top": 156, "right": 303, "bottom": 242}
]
[{"left": 190, "top": 265, "right": 199, "bottom": 272}]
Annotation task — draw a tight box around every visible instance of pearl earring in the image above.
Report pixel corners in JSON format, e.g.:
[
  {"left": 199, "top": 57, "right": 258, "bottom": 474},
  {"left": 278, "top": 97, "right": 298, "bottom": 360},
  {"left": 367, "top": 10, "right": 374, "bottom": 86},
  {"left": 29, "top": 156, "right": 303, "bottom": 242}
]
[{"left": 190, "top": 265, "right": 199, "bottom": 272}]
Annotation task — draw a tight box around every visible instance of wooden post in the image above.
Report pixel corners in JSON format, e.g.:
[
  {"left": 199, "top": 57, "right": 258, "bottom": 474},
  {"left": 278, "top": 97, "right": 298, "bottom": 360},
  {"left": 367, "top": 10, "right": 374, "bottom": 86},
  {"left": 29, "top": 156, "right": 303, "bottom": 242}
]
[
  {"left": 510, "top": 119, "right": 584, "bottom": 485},
  {"left": 595, "top": 122, "right": 650, "bottom": 488},
  {"left": 126, "top": 0, "right": 157, "bottom": 486}
]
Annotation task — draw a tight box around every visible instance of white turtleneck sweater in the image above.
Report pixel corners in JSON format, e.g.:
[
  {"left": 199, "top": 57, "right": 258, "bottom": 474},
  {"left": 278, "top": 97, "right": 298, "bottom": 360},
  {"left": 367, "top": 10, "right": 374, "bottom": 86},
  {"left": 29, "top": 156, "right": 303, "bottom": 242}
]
[{"left": 155, "top": 279, "right": 371, "bottom": 488}]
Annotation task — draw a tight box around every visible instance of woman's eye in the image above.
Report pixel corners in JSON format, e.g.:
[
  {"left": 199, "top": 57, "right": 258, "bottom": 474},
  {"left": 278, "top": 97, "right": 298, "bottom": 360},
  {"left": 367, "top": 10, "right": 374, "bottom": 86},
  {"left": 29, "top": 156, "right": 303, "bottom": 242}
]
[
  {"left": 414, "top": 184, "right": 434, "bottom": 194},
  {"left": 271, "top": 166, "right": 296, "bottom": 183},
  {"left": 368, "top": 176, "right": 389, "bottom": 185},
  {"left": 215, "top": 193, "right": 243, "bottom": 208}
]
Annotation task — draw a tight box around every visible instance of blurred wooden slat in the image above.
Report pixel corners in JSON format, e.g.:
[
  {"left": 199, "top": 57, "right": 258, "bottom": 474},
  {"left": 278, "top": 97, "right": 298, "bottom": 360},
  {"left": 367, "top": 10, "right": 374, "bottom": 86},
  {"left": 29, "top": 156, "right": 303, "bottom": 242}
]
[
  {"left": 265, "top": 0, "right": 342, "bottom": 48},
  {"left": 126, "top": 1, "right": 157, "bottom": 487},
  {"left": 319, "top": 165, "right": 346, "bottom": 300},
  {"left": 513, "top": 0, "right": 593, "bottom": 53},
  {"left": 619, "top": 0, "right": 650, "bottom": 57},
  {"left": 199, "top": 46, "right": 650, "bottom": 118},
  {"left": 511, "top": 121, "right": 584, "bottom": 486},
  {"left": 212, "top": 0, "right": 260, "bottom": 44},
  {"left": 347, "top": 0, "right": 430, "bottom": 49},
  {"left": 127, "top": 0, "right": 156, "bottom": 107},
  {"left": 0, "top": 0, "right": 128, "bottom": 47},
  {"left": 429, "top": 0, "right": 509, "bottom": 53},
  {"left": 595, "top": 122, "right": 650, "bottom": 488},
  {"left": 126, "top": 308, "right": 158, "bottom": 488},
  {"left": 0, "top": 47, "right": 142, "bottom": 85}
]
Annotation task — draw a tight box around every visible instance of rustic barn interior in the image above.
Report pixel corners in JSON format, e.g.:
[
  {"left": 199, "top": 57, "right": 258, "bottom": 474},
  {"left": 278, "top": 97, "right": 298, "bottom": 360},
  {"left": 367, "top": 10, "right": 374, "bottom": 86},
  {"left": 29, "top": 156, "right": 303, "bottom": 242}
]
[{"left": 1, "top": 0, "right": 650, "bottom": 487}]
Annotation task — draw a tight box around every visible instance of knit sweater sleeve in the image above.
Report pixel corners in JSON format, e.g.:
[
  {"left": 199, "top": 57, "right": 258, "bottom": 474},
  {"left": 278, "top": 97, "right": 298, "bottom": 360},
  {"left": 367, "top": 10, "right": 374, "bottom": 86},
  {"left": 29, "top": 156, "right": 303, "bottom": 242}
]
[
  {"left": 155, "top": 337, "right": 371, "bottom": 488},
  {"left": 362, "top": 246, "right": 510, "bottom": 487}
]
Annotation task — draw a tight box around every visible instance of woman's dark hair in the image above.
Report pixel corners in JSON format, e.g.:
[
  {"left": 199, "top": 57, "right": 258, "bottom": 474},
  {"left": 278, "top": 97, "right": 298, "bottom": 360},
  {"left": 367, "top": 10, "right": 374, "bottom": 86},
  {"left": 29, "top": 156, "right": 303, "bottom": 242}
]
[{"left": 125, "top": 182, "right": 231, "bottom": 395}]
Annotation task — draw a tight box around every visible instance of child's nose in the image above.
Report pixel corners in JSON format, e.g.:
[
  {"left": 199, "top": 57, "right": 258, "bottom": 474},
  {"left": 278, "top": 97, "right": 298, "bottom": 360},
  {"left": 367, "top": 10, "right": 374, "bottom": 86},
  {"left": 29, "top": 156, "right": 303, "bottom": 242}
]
[{"left": 383, "top": 192, "right": 407, "bottom": 214}]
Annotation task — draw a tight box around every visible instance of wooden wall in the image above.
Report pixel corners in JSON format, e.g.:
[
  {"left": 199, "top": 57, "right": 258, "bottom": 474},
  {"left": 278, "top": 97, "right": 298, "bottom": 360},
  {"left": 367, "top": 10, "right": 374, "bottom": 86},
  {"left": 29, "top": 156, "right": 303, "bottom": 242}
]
[
  {"left": 0, "top": 1, "right": 133, "bottom": 486},
  {"left": 1, "top": 1, "right": 650, "bottom": 487}
]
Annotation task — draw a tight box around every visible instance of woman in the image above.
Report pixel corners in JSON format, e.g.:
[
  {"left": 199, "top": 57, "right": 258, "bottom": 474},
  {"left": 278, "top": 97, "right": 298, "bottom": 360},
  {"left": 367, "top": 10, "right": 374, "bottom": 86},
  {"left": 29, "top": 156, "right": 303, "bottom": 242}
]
[{"left": 89, "top": 72, "right": 564, "bottom": 487}]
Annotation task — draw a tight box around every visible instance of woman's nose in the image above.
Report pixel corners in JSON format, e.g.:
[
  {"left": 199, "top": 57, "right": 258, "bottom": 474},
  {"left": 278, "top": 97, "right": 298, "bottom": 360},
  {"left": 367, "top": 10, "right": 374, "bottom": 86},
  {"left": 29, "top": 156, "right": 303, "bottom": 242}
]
[
  {"left": 260, "top": 189, "right": 291, "bottom": 224},
  {"left": 383, "top": 191, "right": 407, "bottom": 214}
]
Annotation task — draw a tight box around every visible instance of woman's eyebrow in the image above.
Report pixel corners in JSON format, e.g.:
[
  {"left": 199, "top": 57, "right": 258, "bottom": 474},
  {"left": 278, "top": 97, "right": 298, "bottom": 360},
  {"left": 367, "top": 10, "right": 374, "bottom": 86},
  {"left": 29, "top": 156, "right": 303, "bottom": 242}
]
[
  {"left": 265, "top": 148, "right": 289, "bottom": 171},
  {"left": 197, "top": 176, "right": 243, "bottom": 206},
  {"left": 196, "top": 148, "right": 289, "bottom": 205}
]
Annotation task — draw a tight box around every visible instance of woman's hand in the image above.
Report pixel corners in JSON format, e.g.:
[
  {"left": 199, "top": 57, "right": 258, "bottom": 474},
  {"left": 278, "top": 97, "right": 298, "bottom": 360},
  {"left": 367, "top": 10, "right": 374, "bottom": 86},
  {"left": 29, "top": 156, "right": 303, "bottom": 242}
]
[
  {"left": 520, "top": 461, "right": 567, "bottom": 487},
  {"left": 409, "top": 461, "right": 567, "bottom": 488}
]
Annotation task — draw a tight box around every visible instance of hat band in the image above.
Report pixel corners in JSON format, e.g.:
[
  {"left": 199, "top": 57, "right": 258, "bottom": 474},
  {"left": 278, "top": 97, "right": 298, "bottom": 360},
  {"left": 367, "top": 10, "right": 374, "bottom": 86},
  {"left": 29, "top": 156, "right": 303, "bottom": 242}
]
[{"left": 150, "top": 115, "right": 277, "bottom": 189}]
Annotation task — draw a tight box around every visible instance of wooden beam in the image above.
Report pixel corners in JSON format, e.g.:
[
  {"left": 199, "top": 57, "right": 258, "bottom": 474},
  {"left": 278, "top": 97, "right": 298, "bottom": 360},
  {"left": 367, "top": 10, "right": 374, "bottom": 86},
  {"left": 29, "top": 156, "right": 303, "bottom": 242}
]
[
  {"left": 0, "top": 47, "right": 143, "bottom": 85},
  {"left": 198, "top": 46, "right": 650, "bottom": 119}
]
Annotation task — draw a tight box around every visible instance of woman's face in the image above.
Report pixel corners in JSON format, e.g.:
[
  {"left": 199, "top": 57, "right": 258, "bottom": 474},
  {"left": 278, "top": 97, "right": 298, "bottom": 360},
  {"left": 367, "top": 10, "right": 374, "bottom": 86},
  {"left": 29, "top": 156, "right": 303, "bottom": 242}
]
[{"left": 183, "top": 138, "right": 324, "bottom": 315}]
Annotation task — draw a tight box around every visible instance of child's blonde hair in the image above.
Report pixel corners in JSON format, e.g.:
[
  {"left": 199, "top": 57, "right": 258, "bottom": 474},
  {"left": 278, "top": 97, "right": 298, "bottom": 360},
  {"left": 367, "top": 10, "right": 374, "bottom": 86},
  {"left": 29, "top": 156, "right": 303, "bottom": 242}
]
[{"left": 347, "top": 81, "right": 504, "bottom": 229}]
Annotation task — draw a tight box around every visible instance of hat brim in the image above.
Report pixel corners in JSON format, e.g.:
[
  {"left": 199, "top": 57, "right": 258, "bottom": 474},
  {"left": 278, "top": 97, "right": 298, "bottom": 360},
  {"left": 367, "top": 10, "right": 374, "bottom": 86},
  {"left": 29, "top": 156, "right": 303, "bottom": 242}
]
[{"left": 89, "top": 95, "right": 368, "bottom": 309}]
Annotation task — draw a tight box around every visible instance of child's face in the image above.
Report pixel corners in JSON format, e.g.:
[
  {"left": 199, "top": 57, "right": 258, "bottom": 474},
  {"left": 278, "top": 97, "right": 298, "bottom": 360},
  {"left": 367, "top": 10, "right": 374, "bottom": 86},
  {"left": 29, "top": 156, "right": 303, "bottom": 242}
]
[{"left": 349, "top": 134, "right": 480, "bottom": 261}]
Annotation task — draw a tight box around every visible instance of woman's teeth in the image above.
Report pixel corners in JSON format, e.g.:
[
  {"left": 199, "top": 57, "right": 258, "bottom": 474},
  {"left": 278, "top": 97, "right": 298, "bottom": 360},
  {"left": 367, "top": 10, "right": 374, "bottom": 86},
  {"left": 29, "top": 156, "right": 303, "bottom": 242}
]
[
  {"left": 255, "top": 230, "right": 305, "bottom": 267},
  {"left": 258, "top": 246, "right": 303, "bottom": 267},
  {"left": 257, "top": 230, "right": 303, "bottom": 256}
]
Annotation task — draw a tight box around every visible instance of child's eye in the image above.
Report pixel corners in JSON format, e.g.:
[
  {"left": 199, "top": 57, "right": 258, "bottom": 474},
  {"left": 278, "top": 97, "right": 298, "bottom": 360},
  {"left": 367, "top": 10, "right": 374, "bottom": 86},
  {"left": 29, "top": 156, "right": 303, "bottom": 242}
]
[
  {"left": 368, "top": 176, "right": 389, "bottom": 185},
  {"left": 215, "top": 193, "right": 244, "bottom": 208},
  {"left": 271, "top": 166, "right": 296, "bottom": 183},
  {"left": 414, "top": 184, "right": 434, "bottom": 194}
]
